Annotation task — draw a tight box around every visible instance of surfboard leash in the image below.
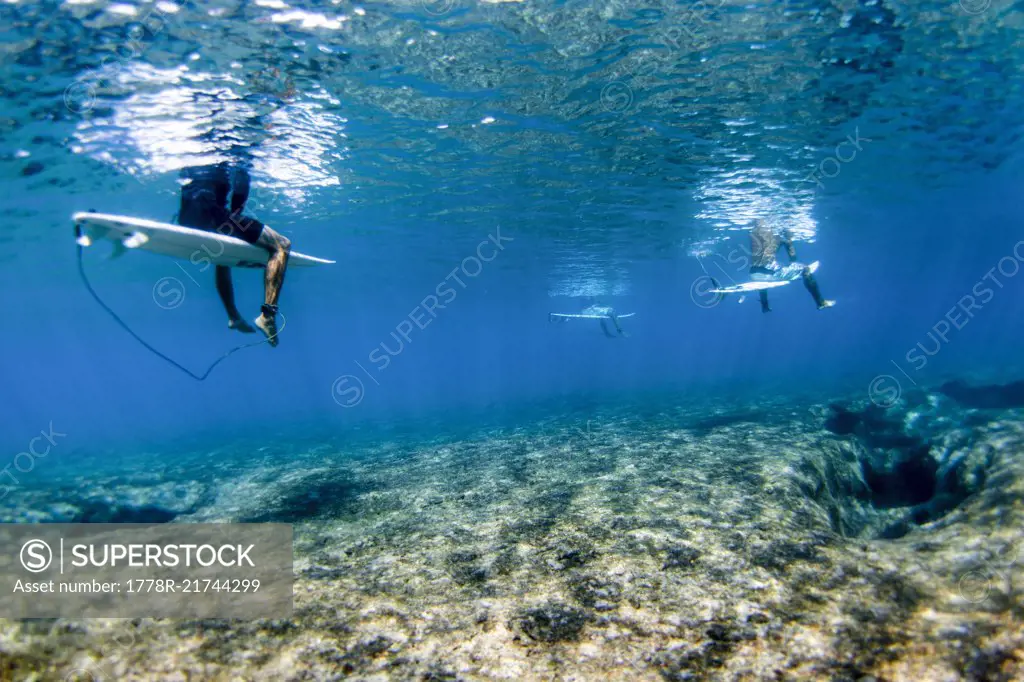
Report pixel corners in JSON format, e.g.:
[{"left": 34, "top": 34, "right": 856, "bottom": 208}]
[{"left": 75, "top": 227, "right": 285, "bottom": 382}]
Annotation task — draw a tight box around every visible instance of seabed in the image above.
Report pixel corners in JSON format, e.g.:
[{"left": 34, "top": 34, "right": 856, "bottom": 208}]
[{"left": 2, "top": 385, "right": 1022, "bottom": 681}]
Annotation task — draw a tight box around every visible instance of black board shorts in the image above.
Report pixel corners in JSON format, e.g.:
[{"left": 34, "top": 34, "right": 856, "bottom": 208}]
[
  {"left": 178, "top": 192, "right": 265, "bottom": 245},
  {"left": 177, "top": 164, "right": 265, "bottom": 244}
]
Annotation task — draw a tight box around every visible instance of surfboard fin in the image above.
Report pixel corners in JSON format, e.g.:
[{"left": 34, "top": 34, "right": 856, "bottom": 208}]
[
  {"left": 123, "top": 232, "right": 150, "bottom": 249},
  {"left": 74, "top": 220, "right": 93, "bottom": 247},
  {"left": 108, "top": 232, "right": 148, "bottom": 259}
]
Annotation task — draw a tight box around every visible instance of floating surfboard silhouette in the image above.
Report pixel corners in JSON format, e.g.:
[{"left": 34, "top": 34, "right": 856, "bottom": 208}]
[
  {"left": 549, "top": 304, "right": 635, "bottom": 321},
  {"left": 548, "top": 312, "right": 637, "bottom": 320},
  {"left": 707, "top": 280, "right": 790, "bottom": 294},
  {"left": 73, "top": 212, "right": 334, "bottom": 268}
]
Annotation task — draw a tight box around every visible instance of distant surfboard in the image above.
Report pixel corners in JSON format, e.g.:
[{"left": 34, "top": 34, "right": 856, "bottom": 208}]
[
  {"left": 549, "top": 312, "right": 636, "bottom": 320},
  {"left": 73, "top": 212, "right": 335, "bottom": 268},
  {"left": 708, "top": 261, "right": 819, "bottom": 294}
]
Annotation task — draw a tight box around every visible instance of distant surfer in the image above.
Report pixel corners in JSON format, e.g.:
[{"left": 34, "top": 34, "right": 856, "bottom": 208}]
[
  {"left": 177, "top": 162, "right": 290, "bottom": 346},
  {"left": 749, "top": 219, "right": 834, "bottom": 313},
  {"left": 549, "top": 301, "right": 630, "bottom": 337}
]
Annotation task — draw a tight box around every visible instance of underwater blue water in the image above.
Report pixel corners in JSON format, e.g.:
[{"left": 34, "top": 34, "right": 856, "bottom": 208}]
[
  {"left": 4, "top": 6, "right": 1024, "bottom": 678},
  {"left": 1, "top": 0, "right": 1023, "bottom": 459}
]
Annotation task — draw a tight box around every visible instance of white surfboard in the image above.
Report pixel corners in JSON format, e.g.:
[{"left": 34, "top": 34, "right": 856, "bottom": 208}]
[
  {"left": 708, "top": 261, "right": 819, "bottom": 294},
  {"left": 708, "top": 280, "right": 790, "bottom": 294},
  {"left": 549, "top": 312, "right": 636, "bottom": 320},
  {"left": 73, "top": 212, "right": 334, "bottom": 268}
]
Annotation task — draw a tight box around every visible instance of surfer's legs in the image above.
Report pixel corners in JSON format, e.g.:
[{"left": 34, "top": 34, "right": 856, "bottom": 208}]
[
  {"left": 759, "top": 290, "right": 771, "bottom": 313},
  {"left": 609, "top": 313, "right": 628, "bottom": 337},
  {"left": 258, "top": 226, "right": 291, "bottom": 307},
  {"left": 215, "top": 266, "right": 239, "bottom": 318},
  {"left": 598, "top": 315, "right": 628, "bottom": 338},
  {"left": 801, "top": 267, "right": 835, "bottom": 310},
  {"left": 216, "top": 266, "right": 256, "bottom": 333},
  {"left": 253, "top": 226, "right": 291, "bottom": 347}
]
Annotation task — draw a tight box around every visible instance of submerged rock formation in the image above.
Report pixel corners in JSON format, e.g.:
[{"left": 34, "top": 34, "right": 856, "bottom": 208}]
[{"left": 1, "top": 384, "right": 1021, "bottom": 680}]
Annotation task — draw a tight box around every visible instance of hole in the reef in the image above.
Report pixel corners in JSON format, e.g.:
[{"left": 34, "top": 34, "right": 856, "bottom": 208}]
[
  {"left": 861, "top": 446, "right": 938, "bottom": 509},
  {"left": 824, "top": 403, "right": 859, "bottom": 435},
  {"left": 821, "top": 399, "right": 983, "bottom": 540}
]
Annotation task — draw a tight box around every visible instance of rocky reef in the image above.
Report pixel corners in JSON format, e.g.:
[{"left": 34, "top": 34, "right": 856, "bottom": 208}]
[{"left": 1, "top": 384, "right": 1022, "bottom": 681}]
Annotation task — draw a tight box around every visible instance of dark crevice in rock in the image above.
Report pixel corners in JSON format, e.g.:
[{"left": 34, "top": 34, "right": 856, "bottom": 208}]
[
  {"left": 750, "top": 540, "right": 827, "bottom": 571},
  {"left": 240, "top": 474, "right": 363, "bottom": 523},
  {"left": 825, "top": 402, "right": 919, "bottom": 451},
  {"left": 567, "top": 572, "right": 621, "bottom": 609},
  {"left": 959, "top": 643, "right": 1022, "bottom": 682},
  {"left": 820, "top": 396, "right": 995, "bottom": 539},
  {"left": 654, "top": 621, "right": 754, "bottom": 679},
  {"left": 511, "top": 603, "right": 588, "bottom": 643},
  {"left": 662, "top": 545, "right": 700, "bottom": 571},
  {"left": 446, "top": 550, "right": 490, "bottom": 586},
  {"left": 71, "top": 500, "right": 178, "bottom": 524},
  {"left": 861, "top": 444, "right": 937, "bottom": 509}
]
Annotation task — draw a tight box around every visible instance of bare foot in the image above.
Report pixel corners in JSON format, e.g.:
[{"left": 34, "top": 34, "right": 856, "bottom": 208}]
[
  {"left": 254, "top": 313, "right": 279, "bottom": 347},
  {"left": 818, "top": 300, "right": 836, "bottom": 310},
  {"left": 228, "top": 317, "right": 256, "bottom": 333}
]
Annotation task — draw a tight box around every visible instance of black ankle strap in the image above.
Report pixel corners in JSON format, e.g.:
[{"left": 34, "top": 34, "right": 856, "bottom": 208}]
[{"left": 261, "top": 304, "right": 278, "bottom": 318}]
